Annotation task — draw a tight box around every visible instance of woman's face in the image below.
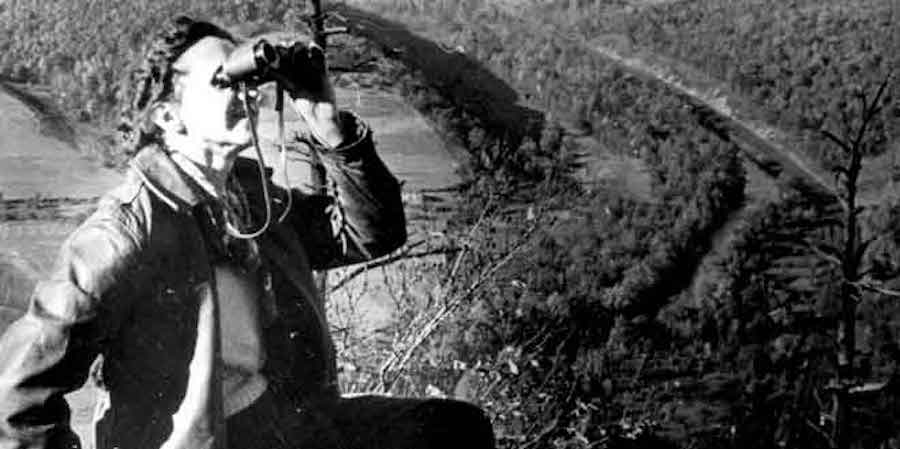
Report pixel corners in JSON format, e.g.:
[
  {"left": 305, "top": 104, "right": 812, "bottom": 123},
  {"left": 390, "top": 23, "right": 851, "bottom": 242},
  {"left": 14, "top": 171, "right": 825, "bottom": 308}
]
[{"left": 166, "top": 36, "right": 261, "bottom": 151}]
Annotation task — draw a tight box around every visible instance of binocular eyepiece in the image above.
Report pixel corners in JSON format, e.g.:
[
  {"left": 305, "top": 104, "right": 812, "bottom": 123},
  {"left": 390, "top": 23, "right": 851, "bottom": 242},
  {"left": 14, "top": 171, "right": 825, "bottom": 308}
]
[{"left": 211, "top": 39, "right": 283, "bottom": 88}]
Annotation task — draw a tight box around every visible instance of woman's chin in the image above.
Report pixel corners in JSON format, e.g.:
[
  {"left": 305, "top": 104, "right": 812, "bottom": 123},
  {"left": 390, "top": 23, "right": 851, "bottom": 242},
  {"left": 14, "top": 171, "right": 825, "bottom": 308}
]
[{"left": 224, "top": 120, "right": 254, "bottom": 146}]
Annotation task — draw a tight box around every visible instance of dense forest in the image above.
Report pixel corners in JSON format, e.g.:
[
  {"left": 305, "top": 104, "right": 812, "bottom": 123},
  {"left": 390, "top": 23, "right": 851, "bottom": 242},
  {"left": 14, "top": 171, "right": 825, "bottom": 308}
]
[{"left": 1, "top": 0, "right": 899, "bottom": 448}]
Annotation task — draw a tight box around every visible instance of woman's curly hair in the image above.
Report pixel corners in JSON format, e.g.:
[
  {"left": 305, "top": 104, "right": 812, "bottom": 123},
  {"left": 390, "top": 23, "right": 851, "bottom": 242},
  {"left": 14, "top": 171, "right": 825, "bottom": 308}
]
[{"left": 117, "top": 16, "right": 236, "bottom": 155}]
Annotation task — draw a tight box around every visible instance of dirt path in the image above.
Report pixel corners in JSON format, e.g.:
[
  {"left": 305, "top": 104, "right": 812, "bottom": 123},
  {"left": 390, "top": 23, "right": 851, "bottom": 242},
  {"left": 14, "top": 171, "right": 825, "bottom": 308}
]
[
  {"left": 483, "top": 0, "right": 856, "bottom": 209},
  {"left": 587, "top": 39, "right": 840, "bottom": 202},
  {"left": 577, "top": 39, "right": 818, "bottom": 304},
  {"left": 577, "top": 35, "right": 856, "bottom": 302}
]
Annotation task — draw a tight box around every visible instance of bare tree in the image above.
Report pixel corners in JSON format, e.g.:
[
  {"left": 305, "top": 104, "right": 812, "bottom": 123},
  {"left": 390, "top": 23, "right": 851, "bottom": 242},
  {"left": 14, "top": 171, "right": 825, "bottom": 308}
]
[{"left": 815, "top": 76, "right": 894, "bottom": 449}]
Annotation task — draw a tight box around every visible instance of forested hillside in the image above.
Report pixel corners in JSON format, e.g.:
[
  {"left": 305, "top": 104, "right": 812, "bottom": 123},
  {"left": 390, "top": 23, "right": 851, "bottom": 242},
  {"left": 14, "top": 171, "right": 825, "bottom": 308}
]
[
  {"left": 592, "top": 0, "right": 900, "bottom": 176},
  {"left": 1, "top": 0, "right": 898, "bottom": 448}
]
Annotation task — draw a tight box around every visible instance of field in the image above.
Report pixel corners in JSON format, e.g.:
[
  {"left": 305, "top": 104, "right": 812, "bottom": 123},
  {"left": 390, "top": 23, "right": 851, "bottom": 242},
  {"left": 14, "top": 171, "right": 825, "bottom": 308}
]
[{"left": 2, "top": 0, "right": 900, "bottom": 448}]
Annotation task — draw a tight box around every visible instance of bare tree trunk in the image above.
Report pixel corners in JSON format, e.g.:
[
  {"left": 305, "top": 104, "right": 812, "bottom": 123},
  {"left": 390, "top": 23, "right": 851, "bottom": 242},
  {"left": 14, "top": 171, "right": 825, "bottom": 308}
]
[
  {"left": 825, "top": 77, "right": 891, "bottom": 449},
  {"left": 835, "top": 149, "right": 860, "bottom": 449},
  {"left": 310, "top": 0, "right": 327, "bottom": 49}
]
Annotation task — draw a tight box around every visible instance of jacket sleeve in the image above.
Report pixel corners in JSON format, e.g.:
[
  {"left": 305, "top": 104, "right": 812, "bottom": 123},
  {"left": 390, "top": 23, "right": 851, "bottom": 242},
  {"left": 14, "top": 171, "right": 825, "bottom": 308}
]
[
  {"left": 0, "top": 206, "right": 141, "bottom": 449},
  {"left": 287, "top": 110, "right": 407, "bottom": 269}
]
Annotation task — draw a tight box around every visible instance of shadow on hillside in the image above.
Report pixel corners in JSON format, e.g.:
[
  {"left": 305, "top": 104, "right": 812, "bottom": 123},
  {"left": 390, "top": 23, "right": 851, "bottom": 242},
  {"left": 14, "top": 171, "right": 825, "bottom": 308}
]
[
  {"left": 330, "top": 4, "right": 546, "bottom": 146},
  {"left": 0, "top": 77, "right": 126, "bottom": 168},
  {"left": 0, "top": 259, "right": 37, "bottom": 334},
  {"left": 0, "top": 77, "right": 78, "bottom": 150}
]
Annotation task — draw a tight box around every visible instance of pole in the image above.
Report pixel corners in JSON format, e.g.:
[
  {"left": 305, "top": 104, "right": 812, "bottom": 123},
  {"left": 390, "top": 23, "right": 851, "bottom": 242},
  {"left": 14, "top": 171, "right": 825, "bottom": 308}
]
[
  {"left": 310, "top": 0, "right": 327, "bottom": 49},
  {"left": 309, "top": 0, "right": 329, "bottom": 298}
]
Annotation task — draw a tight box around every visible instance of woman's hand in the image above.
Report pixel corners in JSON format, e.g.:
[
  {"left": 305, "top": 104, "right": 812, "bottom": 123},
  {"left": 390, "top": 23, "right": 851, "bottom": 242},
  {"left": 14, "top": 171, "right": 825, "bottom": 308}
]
[{"left": 269, "top": 41, "right": 345, "bottom": 149}]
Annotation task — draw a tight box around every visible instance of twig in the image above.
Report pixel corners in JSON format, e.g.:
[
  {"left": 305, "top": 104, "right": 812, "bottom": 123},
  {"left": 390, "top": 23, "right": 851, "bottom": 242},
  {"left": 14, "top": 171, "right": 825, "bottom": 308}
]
[
  {"left": 442, "top": 194, "right": 495, "bottom": 298},
  {"left": 324, "top": 26, "right": 348, "bottom": 35},
  {"left": 821, "top": 129, "right": 851, "bottom": 155},
  {"left": 536, "top": 330, "right": 574, "bottom": 393},
  {"left": 805, "top": 240, "right": 843, "bottom": 268},
  {"left": 805, "top": 417, "right": 837, "bottom": 449},
  {"left": 477, "top": 373, "right": 504, "bottom": 403},
  {"left": 853, "top": 280, "right": 900, "bottom": 298},
  {"left": 328, "top": 240, "right": 459, "bottom": 293},
  {"left": 379, "top": 219, "right": 539, "bottom": 393},
  {"left": 631, "top": 352, "right": 649, "bottom": 388},
  {"left": 520, "top": 411, "right": 564, "bottom": 449},
  {"left": 330, "top": 57, "right": 378, "bottom": 73}
]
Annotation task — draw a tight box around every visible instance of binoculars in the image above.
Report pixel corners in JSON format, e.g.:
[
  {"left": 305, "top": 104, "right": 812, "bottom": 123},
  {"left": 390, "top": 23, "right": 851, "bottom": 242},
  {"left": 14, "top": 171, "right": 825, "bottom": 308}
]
[{"left": 211, "top": 39, "right": 319, "bottom": 88}]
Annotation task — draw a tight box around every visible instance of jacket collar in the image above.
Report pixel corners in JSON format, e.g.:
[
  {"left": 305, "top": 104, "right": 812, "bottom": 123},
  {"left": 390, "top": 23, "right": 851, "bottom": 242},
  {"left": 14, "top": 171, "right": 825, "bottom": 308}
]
[
  {"left": 129, "top": 144, "right": 215, "bottom": 213},
  {"left": 129, "top": 143, "right": 275, "bottom": 213}
]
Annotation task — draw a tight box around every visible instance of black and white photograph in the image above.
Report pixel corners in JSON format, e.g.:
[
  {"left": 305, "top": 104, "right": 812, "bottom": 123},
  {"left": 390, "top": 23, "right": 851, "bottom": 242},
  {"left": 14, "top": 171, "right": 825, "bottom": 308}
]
[{"left": 0, "top": 1, "right": 899, "bottom": 448}]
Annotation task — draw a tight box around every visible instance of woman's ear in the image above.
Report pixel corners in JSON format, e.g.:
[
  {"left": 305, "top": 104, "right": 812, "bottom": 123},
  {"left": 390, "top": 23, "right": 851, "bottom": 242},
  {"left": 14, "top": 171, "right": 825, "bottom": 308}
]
[{"left": 150, "top": 102, "right": 186, "bottom": 135}]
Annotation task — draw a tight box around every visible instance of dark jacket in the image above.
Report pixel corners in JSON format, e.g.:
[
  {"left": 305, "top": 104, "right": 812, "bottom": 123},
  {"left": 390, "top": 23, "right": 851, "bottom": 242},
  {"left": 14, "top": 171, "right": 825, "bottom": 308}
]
[{"left": 0, "top": 112, "right": 406, "bottom": 449}]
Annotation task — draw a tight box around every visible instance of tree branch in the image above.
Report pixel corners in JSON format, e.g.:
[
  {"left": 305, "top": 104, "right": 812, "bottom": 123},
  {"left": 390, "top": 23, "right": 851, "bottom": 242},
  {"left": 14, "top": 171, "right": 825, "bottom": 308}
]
[
  {"left": 805, "top": 417, "right": 837, "bottom": 449},
  {"left": 853, "top": 237, "right": 876, "bottom": 270},
  {"left": 788, "top": 237, "right": 843, "bottom": 267},
  {"left": 822, "top": 129, "right": 852, "bottom": 155},
  {"left": 378, "top": 219, "right": 539, "bottom": 393},
  {"left": 853, "top": 280, "right": 900, "bottom": 298},
  {"left": 328, "top": 240, "right": 460, "bottom": 293},
  {"left": 851, "top": 77, "right": 892, "bottom": 153}
]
